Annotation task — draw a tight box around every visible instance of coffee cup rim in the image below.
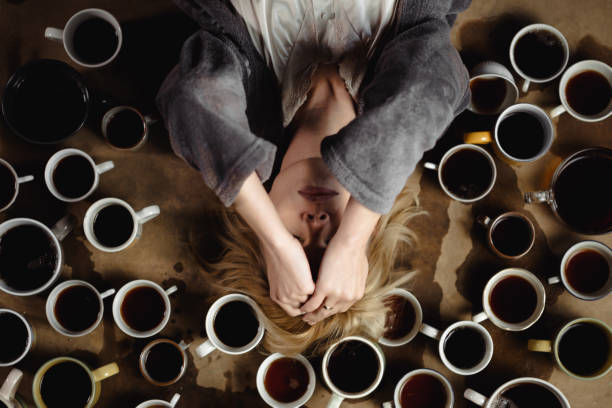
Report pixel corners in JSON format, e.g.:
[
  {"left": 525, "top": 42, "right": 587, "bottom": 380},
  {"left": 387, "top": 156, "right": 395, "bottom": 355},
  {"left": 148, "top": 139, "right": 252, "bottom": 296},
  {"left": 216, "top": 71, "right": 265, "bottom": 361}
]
[
  {"left": 101, "top": 106, "right": 149, "bottom": 151},
  {"left": 485, "top": 212, "right": 535, "bottom": 259},
  {"left": 480, "top": 377, "right": 570, "bottom": 408},
  {"left": 438, "top": 321, "right": 494, "bottom": 375},
  {"left": 256, "top": 353, "right": 316, "bottom": 408},
  {"left": 393, "top": 368, "right": 454, "bottom": 408},
  {"left": 135, "top": 397, "right": 180, "bottom": 408},
  {"left": 139, "top": 339, "right": 188, "bottom": 386},
  {"left": 0, "top": 159, "right": 20, "bottom": 212},
  {"left": 559, "top": 241, "right": 612, "bottom": 300},
  {"left": 378, "top": 288, "right": 424, "bottom": 346},
  {"left": 557, "top": 60, "right": 612, "bottom": 122},
  {"left": 0, "top": 309, "right": 33, "bottom": 367},
  {"left": 44, "top": 148, "right": 100, "bottom": 203},
  {"left": 83, "top": 198, "right": 139, "bottom": 252},
  {"left": 468, "top": 61, "right": 519, "bottom": 115}
]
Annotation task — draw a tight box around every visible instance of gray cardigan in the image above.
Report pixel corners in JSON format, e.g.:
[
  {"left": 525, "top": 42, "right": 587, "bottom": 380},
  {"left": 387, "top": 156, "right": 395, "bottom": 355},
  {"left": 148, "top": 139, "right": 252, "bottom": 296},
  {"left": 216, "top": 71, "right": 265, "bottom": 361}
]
[{"left": 157, "top": 0, "right": 471, "bottom": 214}]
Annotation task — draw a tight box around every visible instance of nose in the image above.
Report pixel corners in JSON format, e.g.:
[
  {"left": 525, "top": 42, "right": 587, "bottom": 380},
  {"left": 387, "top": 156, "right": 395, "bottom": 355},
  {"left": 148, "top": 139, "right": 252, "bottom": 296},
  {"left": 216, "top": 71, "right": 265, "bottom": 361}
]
[{"left": 303, "top": 211, "right": 329, "bottom": 228}]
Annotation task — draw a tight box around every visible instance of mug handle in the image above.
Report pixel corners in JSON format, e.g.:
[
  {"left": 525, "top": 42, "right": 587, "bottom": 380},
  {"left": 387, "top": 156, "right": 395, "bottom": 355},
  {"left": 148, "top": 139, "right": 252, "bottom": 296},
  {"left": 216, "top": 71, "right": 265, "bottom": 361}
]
[
  {"left": 92, "top": 363, "right": 120, "bottom": 382},
  {"left": 44, "top": 27, "right": 64, "bottom": 43},
  {"left": 135, "top": 205, "right": 160, "bottom": 224},
  {"left": 0, "top": 368, "right": 23, "bottom": 401},
  {"left": 165, "top": 286, "right": 178, "bottom": 296},
  {"left": 464, "top": 388, "right": 487, "bottom": 406},
  {"left": 472, "top": 312, "right": 489, "bottom": 323},
  {"left": 476, "top": 215, "right": 492, "bottom": 228},
  {"left": 17, "top": 175, "right": 34, "bottom": 184},
  {"left": 423, "top": 162, "right": 438, "bottom": 171},
  {"left": 100, "top": 288, "right": 116, "bottom": 299},
  {"left": 524, "top": 190, "right": 554, "bottom": 204},
  {"left": 521, "top": 78, "right": 531, "bottom": 93},
  {"left": 178, "top": 340, "right": 190, "bottom": 351},
  {"left": 548, "top": 276, "right": 561, "bottom": 285},
  {"left": 550, "top": 105, "right": 566, "bottom": 118},
  {"left": 95, "top": 161, "right": 115, "bottom": 175},
  {"left": 527, "top": 339, "right": 553, "bottom": 353},
  {"left": 144, "top": 115, "right": 159, "bottom": 126},
  {"left": 382, "top": 402, "right": 393, "bottom": 408},
  {"left": 169, "top": 393, "right": 181, "bottom": 407},
  {"left": 51, "top": 214, "right": 77, "bottom": 242},
  {"left": 195, "top": 338, "right": 216, "bottom": 358},
  {"left": 464, "top": 131, "right": 493, "bottom": 145},
  {"left": 326, "top": 393, "right": 344, "bottom": 408},
  {"left": 419, "top": 323, "right": 441, "bottom": 340}
]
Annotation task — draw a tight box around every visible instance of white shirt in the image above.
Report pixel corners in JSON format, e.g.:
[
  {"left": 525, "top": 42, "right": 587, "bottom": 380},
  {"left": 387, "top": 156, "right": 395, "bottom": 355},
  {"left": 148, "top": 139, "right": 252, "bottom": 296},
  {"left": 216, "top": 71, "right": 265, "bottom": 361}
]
[{"left": 230, "top": 0, "right": 397, "bottom": 126}]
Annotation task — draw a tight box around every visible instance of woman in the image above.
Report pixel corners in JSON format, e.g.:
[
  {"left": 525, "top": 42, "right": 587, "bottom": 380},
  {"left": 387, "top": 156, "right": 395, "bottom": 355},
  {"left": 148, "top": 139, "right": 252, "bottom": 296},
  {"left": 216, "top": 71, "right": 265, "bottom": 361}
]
[{"left": 157, "top": 0, "right": 470, "bottom": 352}]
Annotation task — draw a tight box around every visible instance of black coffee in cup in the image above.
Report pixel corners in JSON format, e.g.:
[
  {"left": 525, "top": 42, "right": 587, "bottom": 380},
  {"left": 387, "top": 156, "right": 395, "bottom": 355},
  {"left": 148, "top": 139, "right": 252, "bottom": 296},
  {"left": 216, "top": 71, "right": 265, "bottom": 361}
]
[
  {"left": 40, "top": 360, "right": 93, "bottom": 408},
  {"left": 0, "top": 311, "right": 29, "bottom": 364},
  {"left": 213, "top": 300, "right": 259, "bottom": 348},
  {"left": 565, "top": 250, "right": 609, "bottom": 294},
  {"left": 489, "top": 276, "right": 537, "bottom": 324},
  {"left": 383, "top": 295, "right": 416, "bottom": 340},
  {"left": 264, "top": 357, "right": 309, "bottom": 403},
  {"left": 106, "top": 109, "right": 146, "bottom": 149},
  {"left": 53, "top": 155, "right": 95, "bottom": 199},
  {"left": 0, "top": 163, "right": 16, "bottom": 210},
  {"left": 514, "top": 30, "right": 565, "bottom": 79},
  {"left": 0, "top": 225, "right": 57, "bottom": 292},
  {"left": 490, "top": 215, "right": 533, "bottom": 257},
  {"left": 400, "top": 374, "right": 447, "bottom": 408},
  {"left": 93, "top": 204, "right": 134, "bottom": 248},
  {"left": 558, "top": 322, "right": 610, "bottom": 376},
  {"left": 443, "top": 327, "right": 486, "bottom": 369},
  {"left": 54, "top": 285, "right": 100, "bottom": 332},
  {"left": 327, "top": 340, "right": 379, "bottom": 394},
  {"left": 72, "top": 18, "right": 119, "bottom": 65},
  {"left": 441, "top": 149, "right": 494, "bottom": 200},
  {"left": 121, "top": 286, "right": 166, "bottom": 332},
  {"left": 497, "top": 112, "right": 545, "bottom": 160},
  {"left": 566, "top": 70, "right": 612, "bottom": 116},
  {"left": 501, "top": 383, "right": 562, "bottom": 408},
  {"left": 143, "top": 341, "right": 185, "bottom": 384},
  {"left": 470, "top": 77, "right": 507, "bottom": 114}
]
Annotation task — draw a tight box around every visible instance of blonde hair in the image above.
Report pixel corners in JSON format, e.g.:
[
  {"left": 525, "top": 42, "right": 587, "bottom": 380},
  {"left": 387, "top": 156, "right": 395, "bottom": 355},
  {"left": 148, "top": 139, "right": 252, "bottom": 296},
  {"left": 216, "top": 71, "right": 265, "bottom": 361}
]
[{"left": 204, "top": 187, "right": 424, "bottom": 357}]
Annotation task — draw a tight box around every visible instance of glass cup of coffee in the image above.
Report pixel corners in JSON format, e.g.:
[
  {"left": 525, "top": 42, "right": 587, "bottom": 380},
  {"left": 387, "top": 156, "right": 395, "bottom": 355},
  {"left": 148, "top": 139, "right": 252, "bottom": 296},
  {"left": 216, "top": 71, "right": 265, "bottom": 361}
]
[
  {"left": 382, "top": 368, "right": 454, "bottom": 408},
  {"left": 379, "top": 288, "right": 423, "bottom": 347},
  {"left": 45, "top": 149, "right": 114, "bottom": 202},
  {"left": 472, "top": 268, "right": 546, "bottom": 331},
  {"left": 0, "top": 215, "right": 75, "bottom": 296},
  {"left": 256, "top": 353, "right": 316, "bottom": 408},
  {"left": 0, "top": 369, "right": 23, "bottom": 408},
  {"left": 464, "top": 377, "right": 570, "bottom": 408},
  {"left": 510, "top": 23, "right": 569, "bottom": 93},
  {"left": 136, "top": 394, "right": 180, "bottom": 408},
  {"left": 550, "top": 60, "right": 612, "bottom": 122},
  {"left": 468, "top": 61, "right": 519, "bottom": 115},
  {"left": 45, "top": 280, "right": 115, "bottom": 337},
  {"left": 195, "top": 293, "right": 265, "bottom": 358},
  {"left": 528, "top": 317, "right": 612, "bottom": 380},
  {"left": 477, "top": 212, "right": 535, "bottom": 259},
  {"left": 0, "top": 310, "right": 34, "bottom": 367},
  {"left": 424, "top": 144, "right": 496, "bottom": 203},
  {"left": 83, "top": 197, "right": 160, "bottom": 252},
  {"left": 321, "top": 336, "right": 385, "bottom": 408},
  {"left": 140, "top": 339, "right": 189, "bottom": 386},
  {"left": 0, "top": 159, "right": 34, "bottom": 212},
  {"left": 420, "top": 320, "right": 493, "bottom": 375},
  {"left": 32, "top": 356, "right": 119, "bottom": 408},
  {"left": 112, "top": 280, "right": 178, "bottom": 338},
  {"left": 524, "top": 147, "right": 612, "bottom": 235},
  {"left": 549, "top": 241, "right": 612, "bottom": 300},
  {"left": 102, "top": 106, "right": 157, "bottom": 151},
  {"left": 44, "top": 9, "right": 122, "bottom": 68},
  {"left": 464, "top": 103, "right": 554, "bottom": 165}
]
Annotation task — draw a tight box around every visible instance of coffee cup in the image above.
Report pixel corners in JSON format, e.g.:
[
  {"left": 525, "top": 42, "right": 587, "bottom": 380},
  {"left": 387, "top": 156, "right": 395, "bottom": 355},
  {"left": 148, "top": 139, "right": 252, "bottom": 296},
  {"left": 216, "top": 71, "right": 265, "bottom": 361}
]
[
  {"left": 112, "top": 280, "right": 178, "bottom": 338},
  {"left": 140, "top": 339, "right": 189, "bottom": 386},
  {"left": 84, "top": 198, "right": 160, "bottom": 252},
  {"left": 0, "top": 159, "right": 34, "bottom": 212},
  {"left": 321, "top": 336, "right": 385, "bottom": 408},
  {"left": 378, "top": 288, "right": 423, "bottom": 347},
  {"left": 0, "top": 310, "right": 34, "bottom": 367},
  {"left": 528, "top": 317, "right": 612, "bottom": 380},
  {"left": 195, "top": 293, "right": 265, "bottom": 358},
  {"left": 420, "top": 320, "right": 493, "bottom": 375},
  {"left": 464, "top": 377, "right": 570, "bottom": 407},
  {"left": 549, "top": 241, "right": 612, "bottom": 300},
  {"left": 468, "top": 61, "right": 519, "bottom": 115},
  {"left": 44, "top": 9, "right": 122, "bottom": 68},
  {"left": 524, "top": 147, "right": 612, "bottom": 235},
  {"left": 472, "top": 268, "right": 545, "bottom": 331},
  {"left": 256, "top": 353, "right": 316, "bottom": 408},
  {"left": 510, "top": 23, "right": 569, "bottom": 93},
  {"left": 550, "top": 60, "right": 612, "bottom": 122},
  {"left": 102, "top": 106, "right": 158, "bottom": 151},
  {"left": 0, "top": 215, "right": 75, "bottom": 296},
  {"left": 0, "top": 369, "right": 23, "bottom": 408},
  {"left": 136, "top": 394, "right": 181, "bottom": 408},
  {"left": 32, "top": 356, "right": 119, "bottom": 408},
  {"left": 46, "top": 280, "right": 115, "bottom": 337},
  {"left": 382, "top": 368, "right": 454, "bottom": 408},
  {"left": 464, "top": 103, "right": 554, "bottom": 165},
  {"left": 477, "top": 212, "right": 535, "bottom": 259},
  {"left": 424, "top": 144, "right": 496, "bottom": 203}
]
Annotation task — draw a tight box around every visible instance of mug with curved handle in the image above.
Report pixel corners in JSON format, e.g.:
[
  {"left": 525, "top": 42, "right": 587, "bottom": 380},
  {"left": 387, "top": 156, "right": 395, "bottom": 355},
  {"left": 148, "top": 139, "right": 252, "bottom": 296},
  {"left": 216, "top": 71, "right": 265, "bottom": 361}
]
[{"left": 0, "top": 369, "right": 23, "bottom": 408}]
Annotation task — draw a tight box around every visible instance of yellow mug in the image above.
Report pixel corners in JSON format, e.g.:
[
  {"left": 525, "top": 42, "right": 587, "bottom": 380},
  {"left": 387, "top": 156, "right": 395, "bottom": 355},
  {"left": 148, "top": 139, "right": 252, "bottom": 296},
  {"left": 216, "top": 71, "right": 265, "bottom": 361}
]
[{"left": 33, "top": 357, "right": 119, "bottom": 407}]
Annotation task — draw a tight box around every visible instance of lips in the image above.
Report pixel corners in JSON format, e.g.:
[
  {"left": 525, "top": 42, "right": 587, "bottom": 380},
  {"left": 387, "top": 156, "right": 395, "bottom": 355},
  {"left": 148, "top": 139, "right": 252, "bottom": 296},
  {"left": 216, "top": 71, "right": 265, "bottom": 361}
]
[{"left": 298, "top": 186, "right": 338, "bottom": 202}]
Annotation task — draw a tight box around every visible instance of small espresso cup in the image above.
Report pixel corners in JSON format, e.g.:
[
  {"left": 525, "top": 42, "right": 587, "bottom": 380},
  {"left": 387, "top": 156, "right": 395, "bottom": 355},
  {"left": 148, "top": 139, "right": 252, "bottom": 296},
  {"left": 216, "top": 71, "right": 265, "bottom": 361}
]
[
  {"left": 112, "top": 280, "right": 178, "bottom": 338},
  {"left": 0, "top": 215, "right": 75, "bottom": 296},
  {"left": 472, "top": 268, "right": 546, "bottom": 331},
  {"left": 83, "top": 197, "right": 160, "bottom": 252},
  {"left": 420, "top": 320, "right": 493, "bottom": 375},
  {"left": 321, "top": 336, "right": 385, "bottom": 408},
  {"left": 46, "top": 280, "right": 115, "bottom": 337},
  {"left": 0, "top": 159, "right": 34, "bottom": 212},
  {"left": 378, "top": 288, "right": 423, "bottom": 347},
  {"left": 468, "top": 61, "right": 519, "bottom": 115},
  {"left": 0, "top": 369, "right": 23, "bottom": 408},
  {"left": 196, "top": 293, "right": 265, "bottom": 358},
  {"left": 550, "top": 60, "right": 612, "bottom": 122},
  {"left": 102, "top": 106, "right": 157, "bottom": 151},
  {"left": 45, "top": 148, "right": 114, "bottom": 202},
  {"left": 528, "top": 317, "right": 612, "bottom": 380},
  {"left": 256, "top": 353, "right": 316, "bottom": 408},
  {"left": 382, "top": 368, "right": 454, "bottom": 408},
  {"left": 32, "top": 357, "right": 119, "bottom": 408},
  {"left": 464, "top": 377, "right": 570, "bottom": 407},
  {"left": 0, "top": 310, "right": 34, "bottom": 367},
  {"left": 549, "top": 241, "right": 612, "bottom": 300},
  {"left": 44, "top": 9, "right": 122, "bottom": 68},
  {"left": 424, "top": 144, "right": 496, "bottom": 203},
  {"left": 510, "top": 23, "right": 569, "bottom": 92},
  {"left": 140, "top": 339, "right": 189, "bottom": 386},
  {"left": 136, "top": 394, "right": 181, "bottom": 408},
  {"left": 477, "top": 212, "right": 535, "bottom": 259}
]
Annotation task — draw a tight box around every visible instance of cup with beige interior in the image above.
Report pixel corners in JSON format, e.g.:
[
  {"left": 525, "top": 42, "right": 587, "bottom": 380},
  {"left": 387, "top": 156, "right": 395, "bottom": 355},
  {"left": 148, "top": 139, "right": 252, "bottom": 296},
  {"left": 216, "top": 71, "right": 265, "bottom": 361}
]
[{"left": 378, "top": 288, "right": 423, "bottom": 347}]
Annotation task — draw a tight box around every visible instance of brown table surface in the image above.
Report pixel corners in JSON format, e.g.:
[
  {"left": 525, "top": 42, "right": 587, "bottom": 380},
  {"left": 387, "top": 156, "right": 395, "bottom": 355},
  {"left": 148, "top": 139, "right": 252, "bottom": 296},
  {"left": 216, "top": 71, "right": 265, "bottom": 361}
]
[{"left": 1, "top": 0, "right": 611, "bottom": 407}]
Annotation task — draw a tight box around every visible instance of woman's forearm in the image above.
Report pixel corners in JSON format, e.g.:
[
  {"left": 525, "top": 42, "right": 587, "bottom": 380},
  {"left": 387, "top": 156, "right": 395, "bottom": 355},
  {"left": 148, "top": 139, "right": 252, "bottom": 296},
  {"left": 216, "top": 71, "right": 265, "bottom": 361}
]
[{"left": 335, "top": 197, "right": 381, "bottom": 248}]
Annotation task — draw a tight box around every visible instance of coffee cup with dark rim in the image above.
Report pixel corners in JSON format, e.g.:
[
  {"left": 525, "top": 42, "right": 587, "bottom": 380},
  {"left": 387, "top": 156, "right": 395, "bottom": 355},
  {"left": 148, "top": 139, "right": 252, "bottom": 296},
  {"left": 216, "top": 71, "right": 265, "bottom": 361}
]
[
  {"left": 0, "top": 369, "right": 23, "bottom": 408},
  {"left": 477, "top": 212, "right": 535, "bottom": 259},
  {"left": 102, "top": 106, "right": 158, "bottom": 151},
  {"left": 468, "top": 61, "right": 518, "bottom": 115},
  {"left": 135, "top": 394, "right": 181, "bottom": 408},
  {"left": 0, "top": 310, "right": 34, "bottom": 368},
  {"left": 378, "top": 288, "right": 423, "bottom": 347},
  {"left": 464, "top": 377, "right": 570, "bottom": 408},
  {"left": 256, "top": 353, "right": 316, "bottom": 408},
  {"left": 139, "top": 339, "right": 189, "bottom": 386},
  {"left": 0, "top": 159, "right": 34, "bottom": 213},
  {"left": 549, "top": 241, "right": 612, "bottom": 300},
  {"left": 381, "top": 368, "right": 454, "bottom": 408}
]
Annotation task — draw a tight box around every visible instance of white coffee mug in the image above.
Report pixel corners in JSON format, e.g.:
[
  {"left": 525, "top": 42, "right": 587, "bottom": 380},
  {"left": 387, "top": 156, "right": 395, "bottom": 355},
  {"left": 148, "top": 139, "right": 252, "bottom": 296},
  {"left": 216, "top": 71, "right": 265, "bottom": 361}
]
[
  {"left": 0, "top": 309, "right": 34, "bottom": 367},
  {"left": 0, "top": 158, "right": 34, "bottom": 212},
  {"left": 550, "top": 241, "right": 612, "bottom": 300},
  {"left": 102, "top": 106, "right": 158, "bottom": 151},
  {"left": 473, "top": 268, "right": 546, "bottom": 331},
  {"left": 464, "top": 377, "right": 570, "bottom": 407},
  {"left": 46, "top": 280, "right": 115, "bottom": 337},
  {"left": 83, "top": 198, "right": 160, "bottom": 252},
  {"left": 378, "top": 288, "right": 423, "bottom": 347},
  {"left": 382, "top": 368, "right": 454, "bottom": 408},
  {"left": 112, "top": 280, "right": 177, "bottom": 338},
  {"left": 0, "top": 369, "right": 23, "bottom": 408},
  {"left": 420, "top": 320, "right": 493, "bottom": 375},
  {"left": 468, "top": 61, "right": 519, "bottom": 115},
  {"left": 195, "top": 293, "right": 265, "bottom": 358},
  {"left": 136, "top": 394, "right": 181, "bottom": 408},
  {"left": 256, "top": 353, "right": 316, "bottom": 408},
  {"left": 44, "top": 8, "right": 122, "bottom": 68}
]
